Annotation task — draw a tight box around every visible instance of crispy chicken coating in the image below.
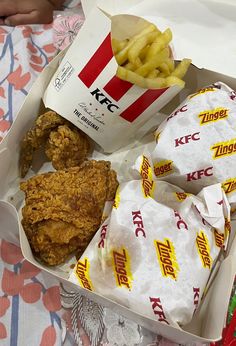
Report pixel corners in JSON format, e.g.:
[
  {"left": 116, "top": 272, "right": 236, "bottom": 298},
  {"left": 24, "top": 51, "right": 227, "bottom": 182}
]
[
  {"left": 19, "top": 111, "right": 90, "bottom": 177},
  {"left": 20, "top": 160, "right": 118, "bottom": 266},
  {"left": 45, "top": 124, "right": 90, "bottom": 170},
  {"left": 19, "top": 111, "right": 66, "bottom": 177}
]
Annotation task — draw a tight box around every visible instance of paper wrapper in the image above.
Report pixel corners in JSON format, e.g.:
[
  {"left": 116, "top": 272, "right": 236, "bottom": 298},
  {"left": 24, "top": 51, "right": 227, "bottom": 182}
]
[
  {"left": 43, "top": 7, "right": 182, "bottom": 153},
  {"left": 151, "top": 82, "right": 236, "bottom": 209},
  {"left": 69, "top": 155, "right": 230, "bottom": 327}
]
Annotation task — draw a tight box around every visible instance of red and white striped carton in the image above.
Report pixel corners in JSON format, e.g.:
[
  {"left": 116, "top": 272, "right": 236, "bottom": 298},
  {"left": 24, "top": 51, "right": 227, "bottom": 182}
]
[{"left": 43, "top": 7, "right": 182, "bottom": 152}]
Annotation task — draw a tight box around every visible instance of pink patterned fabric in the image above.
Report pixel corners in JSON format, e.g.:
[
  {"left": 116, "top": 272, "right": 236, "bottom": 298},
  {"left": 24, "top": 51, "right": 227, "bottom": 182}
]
[
  {"left": 0, "top": 7, "right": 73, "bottom": 346},
  {"left": 0, "top": 240, "right": 62, "bottom": 345},
  {"left": 0, "top": 15, "right": 63, "bottom": 346},
  {"left": 53, "top": 14, "right": 84, "bottom": 51},
  {"left": 0, "top": 23, "right": 56, "bottom": 142}
]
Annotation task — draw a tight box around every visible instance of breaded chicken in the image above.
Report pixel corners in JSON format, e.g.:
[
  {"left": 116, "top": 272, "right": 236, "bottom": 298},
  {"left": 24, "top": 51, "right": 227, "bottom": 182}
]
[
  {"left": 20, "top": 160, "right": 118, "bottom": 266},
  {"left": 45, "top": 124, "right": 90, "bottom": 171},
  {"left": 19, "top": 111, "right": 90, "bottom": 177}
]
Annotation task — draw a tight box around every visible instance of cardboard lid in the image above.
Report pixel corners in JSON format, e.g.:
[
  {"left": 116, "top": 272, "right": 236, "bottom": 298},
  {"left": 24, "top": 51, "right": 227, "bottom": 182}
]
[{"left": 82, "top": 0, "right": 236, "bottom": 79}]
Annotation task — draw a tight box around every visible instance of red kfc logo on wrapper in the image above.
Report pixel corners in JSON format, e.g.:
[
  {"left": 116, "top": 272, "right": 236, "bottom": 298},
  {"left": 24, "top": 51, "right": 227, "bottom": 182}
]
[
  {"left": 77, "top": 34, "right": 168, "bottom": 123},
  {"left": 98, "top": 224, "right": 108, "bottom": 248},
  {"left": 166, "top": 104, "right": 188, "bottom": 121},
  {"left": 229, "top": 90, "right": 236, "bottom": 101},
  {"left": 132, "top": 210, "right": 146, "bottom": 238},
  {"left": 174, "top": 210, "right": 188, "bottom": 230},
  {"left": 175, "top": 132, "right": 200, "bottom": 147},
  {"left": 193, "top": 287, "right": 200, "bottom": 313},
  {"left": 149, "top": 297, "right": 169, "bottom": 324},
  {"left": 186, "top": 166, "right": 213, "bottom": 181}
]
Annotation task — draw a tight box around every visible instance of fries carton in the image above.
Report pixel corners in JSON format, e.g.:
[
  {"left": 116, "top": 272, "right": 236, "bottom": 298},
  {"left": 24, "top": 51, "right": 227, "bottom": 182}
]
[
  {"left": 1, "top": 0, "right": 236, "bottom": 344},
  {"left": 43, "top": 8, "right": 184, "bottom": 153}
]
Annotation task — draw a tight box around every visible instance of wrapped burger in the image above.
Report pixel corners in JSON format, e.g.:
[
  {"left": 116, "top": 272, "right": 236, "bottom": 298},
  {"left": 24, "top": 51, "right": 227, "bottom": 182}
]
[
  {"left": 151, "top": 82, "right": 236, "bottom": 209},
  {"left": 69, "top": 155, "right": 230, "bottom": 327}
]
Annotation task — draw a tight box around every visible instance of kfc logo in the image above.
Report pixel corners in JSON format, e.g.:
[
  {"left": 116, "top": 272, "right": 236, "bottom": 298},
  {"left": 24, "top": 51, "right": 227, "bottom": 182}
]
[
  {"left": 187, "top": 167, "right": 213, "bottom": 181},
  {"left": 149, "top": 297, "right": 169, "bottom": 324},
  {"left": 132, "top": 210, "right": 146, "bottom": 238},
  {"left": 78, "top": 33, "right": 168, "bottom": 122},
  {"left": 175, "top": 132, "right": 200, "bottom": 147},
  {"left": 167, "top": 104, "right": 188, "bottom": 121}
]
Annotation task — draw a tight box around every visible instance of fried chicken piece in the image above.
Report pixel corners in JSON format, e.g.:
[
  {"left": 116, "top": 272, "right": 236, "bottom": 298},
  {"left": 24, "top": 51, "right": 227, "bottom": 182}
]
[
  {"left": 19, "top": 111, "right": 66, "bottom": 178},
  {"left": 19, "top": 111, "right": 90, "bottom": 177},
  {"left": 45, "top": 124, "right": 90, "bottom": 170},
  {"left": 20, "top": 160, "right": 118, "bottom": 266}
]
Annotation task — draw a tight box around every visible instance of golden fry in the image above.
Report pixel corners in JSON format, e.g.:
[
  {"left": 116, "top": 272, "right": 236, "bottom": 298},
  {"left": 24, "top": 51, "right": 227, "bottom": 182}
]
[
  {"left": 111, "top": 38, "right": 129, "bottom": 54},
  {"left": 158, "top": 72, "right": 166, "bottom": 78},
  {"left": 128, "top": 31, "right": 160, "bottom": 64},
  {"left": 112, "top": 21, "right": 191, "bottom": 89},
  {"left": 171, "top": 59, "right": 192, "bottom": 79},
  {"left": 124, "top": 62, "right": 136, "bottom": 71},
  {"left": 145, "top": 28, "right": 172, "bottom": 61},
  {"left": 117, "top": 66, "right": 166, "bottom": 89},
  {"left": 133, "top": 57, "right": 142, "bottom": 69},
  {"left": 159, "top": 62, "right": 170, "bottom": 76},
  {"left": 135, "top": 48, "right": 169, "bottom": 77},
  {"left": 115, "top": 24, "right": 158, "bottom": 65},
  {"left": 165, "top": 58, "right": 175, "bottom": 72},
  {"left": 139, "top": 45, "right": 150, "bottom": 60},
  {"left": 147, "top": 69, "right": 160, "bottom": 78},
  {"left": 165, "top": 76, "right": 185, "bottom": 88}
]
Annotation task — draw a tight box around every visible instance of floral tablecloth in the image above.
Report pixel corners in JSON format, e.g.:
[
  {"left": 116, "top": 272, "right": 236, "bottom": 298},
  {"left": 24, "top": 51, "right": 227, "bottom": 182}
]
[{"left": 0, "top": 2, "right": 235, "bottom": 345}]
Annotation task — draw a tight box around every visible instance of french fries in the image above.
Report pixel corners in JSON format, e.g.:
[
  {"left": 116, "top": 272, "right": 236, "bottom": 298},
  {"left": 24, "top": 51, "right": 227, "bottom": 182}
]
[{"left": 112, "top": 23, "right": 191, "bottom": 89}]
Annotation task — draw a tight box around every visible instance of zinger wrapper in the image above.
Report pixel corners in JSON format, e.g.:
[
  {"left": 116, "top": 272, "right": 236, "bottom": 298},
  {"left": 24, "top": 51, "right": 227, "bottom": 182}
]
[
  {"left": 151, "top": 82, "right": 236, "bottom": 208},
  {"left": 69, "top": 155, "right": 230, "bottom": 327}
]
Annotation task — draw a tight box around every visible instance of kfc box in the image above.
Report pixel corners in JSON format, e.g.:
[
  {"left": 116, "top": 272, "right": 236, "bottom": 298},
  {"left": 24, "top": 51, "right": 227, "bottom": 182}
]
[
  {"left": 43, "top": 8, "right": 185, "bottom": 153},
  {"left": 1, "top": 0, "right": 236, "bottom": 344}
]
